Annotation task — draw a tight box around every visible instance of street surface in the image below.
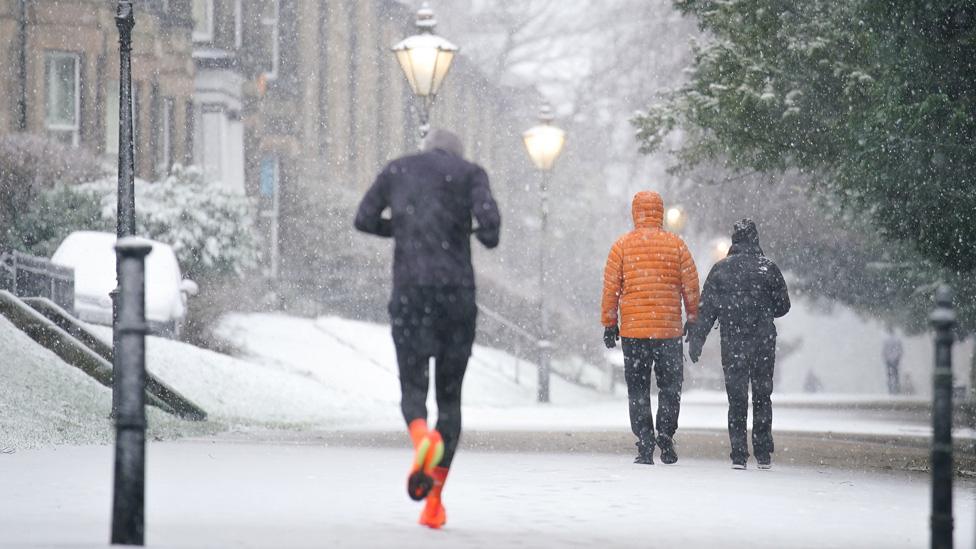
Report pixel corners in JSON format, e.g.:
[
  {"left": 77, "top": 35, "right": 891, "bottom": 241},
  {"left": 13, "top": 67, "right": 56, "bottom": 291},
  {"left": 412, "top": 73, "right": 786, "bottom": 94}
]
[{"left": 1, "top": 437, "right": 973, "bottom": 548}]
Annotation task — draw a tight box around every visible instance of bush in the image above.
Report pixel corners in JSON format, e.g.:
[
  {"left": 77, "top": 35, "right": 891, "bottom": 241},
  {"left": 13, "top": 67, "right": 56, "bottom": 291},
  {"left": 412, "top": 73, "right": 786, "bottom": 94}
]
[
  {"left": 3, "top": 185, "right": 109, "bottom": 257},
  {"left": 83, "top": 165, "right": 261, "bottom": 279},
  {"left": 0, "top": 135, "right": 107, "bottom": 252}
]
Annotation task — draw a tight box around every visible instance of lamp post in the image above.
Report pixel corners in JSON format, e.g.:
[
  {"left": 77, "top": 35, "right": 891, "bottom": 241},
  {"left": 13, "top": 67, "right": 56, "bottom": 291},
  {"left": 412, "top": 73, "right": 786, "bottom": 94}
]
[
  {"left": 111, "top": 0, "right": 136, "bottom": 415},
  {"left": 522, "top": 103, "right": 566, "bottom": 403},
  {"left": 110, "top": 3, "right": 142, "bottom": 546},
  {"left": 711, "top": 236, "right": 732, "bottom": 262},
  {"left": 111, "top": 238, "right": 151, "bottom": 546},
  {"left": 929, "top": 284, "right": 956, "bottom": 549},
  {"left": 392, "top": 2, "right": 458, "bottom": 142}
]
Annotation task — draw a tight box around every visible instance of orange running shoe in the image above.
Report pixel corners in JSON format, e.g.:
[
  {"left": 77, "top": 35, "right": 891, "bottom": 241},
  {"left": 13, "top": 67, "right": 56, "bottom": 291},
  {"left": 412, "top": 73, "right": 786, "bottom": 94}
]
[
  {"left": 408, "top": 419, "right": 428, "bottom": 449},
  {"left": 418, "top": 466, "right": 449, "bottom": 529},
  {"left": 407, "top": 428, "right": 444, "bottom": 501}
]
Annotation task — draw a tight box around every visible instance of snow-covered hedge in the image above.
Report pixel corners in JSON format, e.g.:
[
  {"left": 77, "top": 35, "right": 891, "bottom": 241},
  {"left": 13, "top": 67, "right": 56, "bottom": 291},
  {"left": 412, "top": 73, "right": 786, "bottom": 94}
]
[
  {"left": 0, "top": 135, "right": 108, "bottom": 254},
  {"left": 82, "top": 165, "right": 261, "bottom": 278}
]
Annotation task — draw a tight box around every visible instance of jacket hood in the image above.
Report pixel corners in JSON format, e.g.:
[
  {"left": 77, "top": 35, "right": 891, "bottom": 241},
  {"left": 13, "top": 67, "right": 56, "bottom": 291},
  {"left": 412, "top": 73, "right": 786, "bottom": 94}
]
[
  {"left": 728, "top": 218, "right": 764, "bottom": 256},
  {"left": 423, "top": 128, "right": 465, "bottom": 158},
  {"left": 632, "top": 191, "right": 664, "bottom": 230}
]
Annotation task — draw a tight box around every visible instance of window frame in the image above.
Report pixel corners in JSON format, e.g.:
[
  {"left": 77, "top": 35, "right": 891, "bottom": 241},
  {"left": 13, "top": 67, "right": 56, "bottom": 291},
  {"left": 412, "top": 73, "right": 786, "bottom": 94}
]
[
  {"left": 192, "top": 0, "right": 214, "bottom": 42},
  {"left": 159, "top": 97, "right": 175, "bottom": 176},
  {"left": 234, "top": 0, "right": 244, "bottom": 48},
  {"left": 261, "top": 1, "right": 280, "bottom": 81},
  {"left": 44, "top": 51, "right": 81, "bottom": 146},
  {"left": 104, "top": 79, "right": 120, "bottom": 155}
]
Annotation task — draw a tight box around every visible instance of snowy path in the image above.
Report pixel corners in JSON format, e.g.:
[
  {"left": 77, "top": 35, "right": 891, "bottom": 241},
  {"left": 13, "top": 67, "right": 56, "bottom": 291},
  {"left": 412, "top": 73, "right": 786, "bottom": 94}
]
[{"left": 1, "top": 440, "right": 973, "bottom": 548}]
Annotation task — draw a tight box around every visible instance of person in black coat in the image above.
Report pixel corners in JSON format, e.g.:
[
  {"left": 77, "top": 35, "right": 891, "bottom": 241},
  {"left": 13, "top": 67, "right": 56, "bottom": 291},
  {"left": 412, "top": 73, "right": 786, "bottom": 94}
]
[
  {"left": 354, "top": 128, "right": 500, "bottom": 528},
  {"left": 688, "top": 219, "right": 790, "bottom": 470}
]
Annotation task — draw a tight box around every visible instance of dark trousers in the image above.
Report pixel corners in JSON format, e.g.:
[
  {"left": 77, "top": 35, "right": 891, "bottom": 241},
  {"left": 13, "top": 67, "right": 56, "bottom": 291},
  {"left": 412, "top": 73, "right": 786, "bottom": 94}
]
[
  {"left": 721, "top": 331, "right": 776, "bottom": 462},
  {"left": 886, "top": 361, "right": 901, "bottom": 394},
  {"left": 622, "top": 337, "right": 684, "bottom": 453},
  {"left": 390, "top": 286, "right": 477, "bottom": 469}
]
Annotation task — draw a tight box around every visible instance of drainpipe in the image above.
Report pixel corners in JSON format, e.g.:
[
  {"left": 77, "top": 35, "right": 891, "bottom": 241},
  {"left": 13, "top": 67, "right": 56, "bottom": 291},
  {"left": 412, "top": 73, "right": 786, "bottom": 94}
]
[{"left": 17, "top": 0, "right": 27, "bottom": 131}]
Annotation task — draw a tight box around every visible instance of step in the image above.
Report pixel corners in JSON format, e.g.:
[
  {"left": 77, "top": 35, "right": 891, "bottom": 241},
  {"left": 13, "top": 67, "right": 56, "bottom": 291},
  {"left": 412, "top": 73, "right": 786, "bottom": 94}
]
[{"left": 0, "top": 290, "right": 175, "bottom": 416}]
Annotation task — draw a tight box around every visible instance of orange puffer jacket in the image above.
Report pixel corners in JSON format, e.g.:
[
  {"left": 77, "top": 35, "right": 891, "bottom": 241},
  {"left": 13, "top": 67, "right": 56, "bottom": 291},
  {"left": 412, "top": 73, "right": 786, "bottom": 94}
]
[{"left": 601, "top": 191, "right": 700, "bottom": 339}]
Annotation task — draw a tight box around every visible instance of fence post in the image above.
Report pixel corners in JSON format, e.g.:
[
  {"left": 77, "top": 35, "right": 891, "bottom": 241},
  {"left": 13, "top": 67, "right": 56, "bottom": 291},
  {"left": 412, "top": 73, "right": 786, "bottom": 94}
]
[
  {"left": 111, "top": 237, "right": 151, "bottom": 546},
  {"left": 929, "top": 284, "right": 955, "bottom": 549}
]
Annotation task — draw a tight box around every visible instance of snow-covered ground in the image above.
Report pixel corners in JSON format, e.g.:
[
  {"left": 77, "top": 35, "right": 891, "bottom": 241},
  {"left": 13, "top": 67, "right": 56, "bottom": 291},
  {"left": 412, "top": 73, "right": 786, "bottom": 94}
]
[
  {"left": 0, "top": 316, "right": 214, "bottom": 450},
  {"left": 3, "top": 309, "right": 968, "bottom": 453},
  {"left": 764, "top": 297, "right": 974, "bottom": 395},
  {"left": 4, "top": 310, "right": 974, "bottom": 547},
  {"left": 0, "top": 440, "right": 972, "bottom": 548},
  {"left": 213, "top": 313, "right": 971, "bottom": 440}
]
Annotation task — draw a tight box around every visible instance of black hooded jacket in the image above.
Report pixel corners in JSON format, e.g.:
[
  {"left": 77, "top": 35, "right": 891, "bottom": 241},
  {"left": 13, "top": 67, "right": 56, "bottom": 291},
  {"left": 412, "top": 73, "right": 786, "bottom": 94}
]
[
  {"left": 354, "top": 146, "right": 501, "bottom": 289},
  {"left": 689, "top": 220, "right": 790, "bottom": 349}
]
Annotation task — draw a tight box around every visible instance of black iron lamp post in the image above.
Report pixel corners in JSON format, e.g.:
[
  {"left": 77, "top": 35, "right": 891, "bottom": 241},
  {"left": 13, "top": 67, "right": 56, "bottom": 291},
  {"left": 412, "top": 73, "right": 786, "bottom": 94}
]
[
  {"left": 110, "top": 2, "right": 144, "bottom": 546},
  {"left": 929, "top": 284, "right": 956, "bottom": 549},
  {"left": 111, "top": 0, "right": 137, "bottom": 416},
  {"left": 392, "top": 2, "right": 458, "bottom": 142},
  {"left": 522, "top": 103, "right": 566, "bottom": 404},
  {"left": 110, "top": 237, "right": 151, "bottom": 546}
]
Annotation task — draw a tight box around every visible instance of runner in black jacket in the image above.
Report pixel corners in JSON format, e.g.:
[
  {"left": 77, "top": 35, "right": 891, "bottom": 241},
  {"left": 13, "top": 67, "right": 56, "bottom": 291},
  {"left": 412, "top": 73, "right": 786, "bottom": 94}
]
[
  {"left": 355, "top": 128, "right": 500, "bottom": 528},
  {"left": 688, "top": 219, "right": 790, "bottom": 470}
]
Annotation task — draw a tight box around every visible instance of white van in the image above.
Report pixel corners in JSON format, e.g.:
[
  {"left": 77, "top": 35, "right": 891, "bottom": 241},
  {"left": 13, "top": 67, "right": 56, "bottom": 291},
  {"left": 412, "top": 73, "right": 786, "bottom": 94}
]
[{"left": 52, "top": 231, "right": 198, "bottom": 338}]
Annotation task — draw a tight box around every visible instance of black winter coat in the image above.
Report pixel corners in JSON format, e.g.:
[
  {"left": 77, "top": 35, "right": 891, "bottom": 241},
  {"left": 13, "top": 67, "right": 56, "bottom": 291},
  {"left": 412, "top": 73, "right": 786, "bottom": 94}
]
[
  {"left": 354, "top": 148, "right": 501, "bottom": 289},
  {"left": 689, "top": 220, "right": 790, "bottom": 354}
]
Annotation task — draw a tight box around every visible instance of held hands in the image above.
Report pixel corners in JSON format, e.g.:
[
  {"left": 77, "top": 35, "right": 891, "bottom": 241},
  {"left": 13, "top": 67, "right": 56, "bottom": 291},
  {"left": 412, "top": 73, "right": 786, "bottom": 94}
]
[
  {"left": 603, "top": 326, "right": 620, "bottom": 349},
  {"left": 684, "top": 320, "right": 702, "bottom": 363}
]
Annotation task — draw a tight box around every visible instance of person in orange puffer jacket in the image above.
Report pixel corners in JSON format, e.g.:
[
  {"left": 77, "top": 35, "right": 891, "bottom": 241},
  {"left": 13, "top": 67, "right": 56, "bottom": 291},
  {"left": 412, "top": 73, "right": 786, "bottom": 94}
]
[{"left": 601, "top": 190, "right": 700, "bottom": 465}]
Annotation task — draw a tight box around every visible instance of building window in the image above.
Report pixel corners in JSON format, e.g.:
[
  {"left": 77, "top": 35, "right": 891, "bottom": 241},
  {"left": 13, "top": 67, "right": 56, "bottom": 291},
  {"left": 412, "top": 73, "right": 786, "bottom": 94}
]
[
  {"left": 44, "top": 52, "right": 80, "bottom": 146},
  {"left": 259, "top": 155, "right": 281, "bottom": 280},
  {"left": 104, "top": 79, "right": 139, "bottom": 158},
  {"left": 104, "top": 80, "right": 120, "bottom": 155},
  {"left": 158, "top": 98, "right": 175, "bottom": 176},
  {"left": 234, "top": 0, "right": 244, "bottom": 48},
  {"left": 184, "top": 101, "right": 195, "bottom": 165},
  {"left": 260, "top": 1, "right": 280, "bottom": 80},
  {"left": 197, "top": 104, "right": 225, "bottom": 183},
  {"left": 192, "top": 0, "right": 214, "bottom": 42}
]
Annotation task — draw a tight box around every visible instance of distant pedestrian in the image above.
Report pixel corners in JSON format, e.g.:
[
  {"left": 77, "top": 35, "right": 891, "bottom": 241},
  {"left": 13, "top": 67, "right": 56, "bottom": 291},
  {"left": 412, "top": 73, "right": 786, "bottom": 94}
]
[
  {"left": 688, "top": 219, "right": 790, "bottom": 470},
  {"left": 901, "top": 372, "right": 916, "bottom": 396},
  {"left": 803, "top": 370, "right": 823, "bottom": 394},
  {"left": 354, "top": 128, "right": 501, "bottom": 529},
  {"left": 601, "top": 191, "right": 700, "bottom": 465},
  {"left": 882, "top": 330, "right": 903, "bottom": 395}
]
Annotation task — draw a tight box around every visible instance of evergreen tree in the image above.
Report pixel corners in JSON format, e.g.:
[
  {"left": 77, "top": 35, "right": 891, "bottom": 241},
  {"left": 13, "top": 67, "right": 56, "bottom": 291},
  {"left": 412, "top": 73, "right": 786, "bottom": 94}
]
[{"left": 635, "top": 0, "right": 976, "bottom": 328}]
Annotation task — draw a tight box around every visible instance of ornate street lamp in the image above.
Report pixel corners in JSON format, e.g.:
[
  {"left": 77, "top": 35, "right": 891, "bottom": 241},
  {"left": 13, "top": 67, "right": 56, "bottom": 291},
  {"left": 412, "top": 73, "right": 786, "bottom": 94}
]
[
  {"left": 392, "top": 2, "right": 458, "bottom": 141},
  {"left": 712, "top": 236, "right": 732, "bottom": 261},
  {"left": 665, "top": 205, "right": 687, "bottom": 232},
  {"left": 522, "top": 103, "right": 566, "bottom": 404}
]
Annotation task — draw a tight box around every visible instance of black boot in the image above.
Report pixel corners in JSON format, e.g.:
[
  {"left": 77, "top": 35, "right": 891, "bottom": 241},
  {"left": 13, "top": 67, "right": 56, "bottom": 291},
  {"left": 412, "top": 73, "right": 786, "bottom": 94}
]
[
  {"left": 657, "top": 435, "right": 678, "bottom": 464},
  {"left": 634, "top": 439, "right": 654, "bottom": 465}
]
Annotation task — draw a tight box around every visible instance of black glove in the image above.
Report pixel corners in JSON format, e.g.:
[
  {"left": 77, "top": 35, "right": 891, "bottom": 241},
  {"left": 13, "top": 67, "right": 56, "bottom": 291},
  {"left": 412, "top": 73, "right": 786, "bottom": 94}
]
[
  {"left": 688, "top": 339, "right": 703, "bottom": 363},
  {"left": 683, "top": 319, "right": 695, "bottom": 339},
  {"left": 603, "top": 326, "right": 619, "bottom": 349}
]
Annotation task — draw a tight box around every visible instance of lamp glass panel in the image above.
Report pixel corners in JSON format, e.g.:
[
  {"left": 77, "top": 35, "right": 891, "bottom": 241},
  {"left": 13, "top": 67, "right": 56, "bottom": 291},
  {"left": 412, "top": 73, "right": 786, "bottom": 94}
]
[
  {"left": 395, "top": 49, "right": 420, "bottom": 95},
  {"left": 430, "top": 50, "right": 455, "bottom": 95},
  {"left": 523, "top": 125, "right": 566, "bottom": 171},
  {"left": 405, "top": 46, "right": 439, "bottom": 96}
]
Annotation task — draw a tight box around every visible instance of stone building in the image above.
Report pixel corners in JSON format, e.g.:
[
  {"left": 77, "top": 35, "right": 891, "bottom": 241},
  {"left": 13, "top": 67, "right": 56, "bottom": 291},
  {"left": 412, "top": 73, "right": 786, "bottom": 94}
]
[
  {"left": 0, "top": 1, "right": 551, "bottom": 343},
  {"left": 0, "top": 0, "right": 195, "bottom": 180},
  {"left": 242, "top": 0, "right": 541, "bottom": 318}
]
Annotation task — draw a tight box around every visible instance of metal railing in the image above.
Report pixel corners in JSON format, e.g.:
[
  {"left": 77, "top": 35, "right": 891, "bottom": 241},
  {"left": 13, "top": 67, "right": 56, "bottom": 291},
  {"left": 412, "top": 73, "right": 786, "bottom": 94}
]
[
  {"left": 0, "top": 251, "right": 75, "bottom": 316},
  {"left": 476, "top": 302, "right": 538, "bottom": 343}
]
